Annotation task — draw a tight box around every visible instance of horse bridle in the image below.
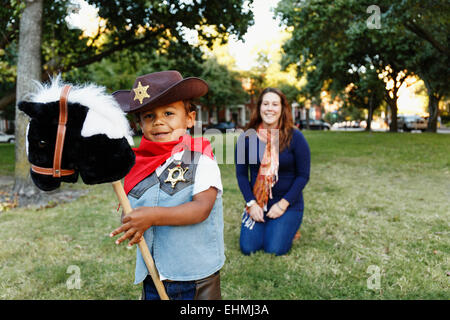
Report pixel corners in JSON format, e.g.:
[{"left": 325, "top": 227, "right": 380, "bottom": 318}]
[{"left": 31, "top": 85, "right": 76, "bottom": 178}]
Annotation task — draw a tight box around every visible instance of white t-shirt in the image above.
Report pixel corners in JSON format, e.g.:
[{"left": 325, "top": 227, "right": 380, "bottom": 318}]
[{"left": 154, "top": 150, "right": 222, "bottom": 281}]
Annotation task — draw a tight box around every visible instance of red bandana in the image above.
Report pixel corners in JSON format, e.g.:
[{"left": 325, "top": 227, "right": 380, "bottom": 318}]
[{"left": 124, "top": 134, "right": 214, "bottom": 195}]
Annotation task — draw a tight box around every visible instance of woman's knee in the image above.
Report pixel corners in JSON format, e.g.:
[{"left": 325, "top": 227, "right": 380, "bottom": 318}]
[
  {"left": 240, "top": 246, "right": 254, "bottom": 256},
  {"left": 240, "top": 241, "right": 261, "bottom": 255},
  {"left": 239, "top": 219, "right": 264, "bottom": 255},
  {"left": 263, "top": 239, "right": 292, "bottom": 256}
]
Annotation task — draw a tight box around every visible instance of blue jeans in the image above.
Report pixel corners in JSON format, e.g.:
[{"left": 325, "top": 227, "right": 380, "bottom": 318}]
[
  {"left": 142, "top": 271, "right": 221, "bottom": 300},
  {"left": 240, "top": 209, "right": 303, "bottom": 256},
  {"left": 143, "top": 276, "right": 196, "bottom": 300}
]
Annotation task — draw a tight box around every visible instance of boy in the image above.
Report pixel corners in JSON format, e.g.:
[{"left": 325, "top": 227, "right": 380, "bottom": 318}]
[{"left": 110, "top": 71, "right": 224, "bottom": 300}]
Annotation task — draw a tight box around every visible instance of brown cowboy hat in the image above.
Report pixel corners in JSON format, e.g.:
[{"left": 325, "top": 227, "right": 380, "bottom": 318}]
[{"left": 112, "top": 70, "right": 208, "bottom": 113}]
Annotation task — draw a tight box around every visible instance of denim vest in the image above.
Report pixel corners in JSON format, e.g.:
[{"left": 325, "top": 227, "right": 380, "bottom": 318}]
[{"left": 128, "top": 151, "right": 225, "bottom": 284}]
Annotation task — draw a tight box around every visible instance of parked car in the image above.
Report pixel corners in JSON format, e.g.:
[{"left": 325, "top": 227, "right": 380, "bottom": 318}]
[
  {"left": 397, "top": 115, "right": 428, "bottom": 132},
  {"left": 296, "top": 119, "right": 331, "bottom": 130},
  {"left": 0, "top": 132, "right": 15, "bottom": 143},
  {"left": 333, "top": 120, "right": 362, "bottom": 129},
  {"left": 203, "top": 121, "right": 236, "bottom": 133}
]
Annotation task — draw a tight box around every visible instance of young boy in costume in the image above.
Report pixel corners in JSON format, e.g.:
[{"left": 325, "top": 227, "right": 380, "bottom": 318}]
[{"left": 110, "top": 71, "right": 224, "bottom": 300}]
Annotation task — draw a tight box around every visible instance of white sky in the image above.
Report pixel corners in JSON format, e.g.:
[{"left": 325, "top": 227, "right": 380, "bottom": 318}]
[
  {"left": 228, "top": 0, "right": 282, "bottom": 70},
  {"left": 65, "top": 0, "right": 99, "bottom": 33}
]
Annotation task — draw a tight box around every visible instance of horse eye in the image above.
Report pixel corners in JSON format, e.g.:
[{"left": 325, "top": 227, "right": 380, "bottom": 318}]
[{"left": 38, "top": 140, "right": 47, "bottom": 148}]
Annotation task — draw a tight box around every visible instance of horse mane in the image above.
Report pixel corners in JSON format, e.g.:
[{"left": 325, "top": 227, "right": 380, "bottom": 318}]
[{"left": 30, "top": 75, "right": 134, "bottom": 146}]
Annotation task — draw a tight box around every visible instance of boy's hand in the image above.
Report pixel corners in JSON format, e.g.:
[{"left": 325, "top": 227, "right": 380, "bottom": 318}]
[
  {"left": 110, "top": 187, "right": 218, "bottom": 246},
  {"left": 110, "top": 207, "right": 153, "bottom": 247}
]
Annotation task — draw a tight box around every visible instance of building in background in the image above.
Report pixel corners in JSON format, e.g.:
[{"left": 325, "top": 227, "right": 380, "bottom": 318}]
[{"left": 0, "top": 117, "right": 14, "bottom": 133}]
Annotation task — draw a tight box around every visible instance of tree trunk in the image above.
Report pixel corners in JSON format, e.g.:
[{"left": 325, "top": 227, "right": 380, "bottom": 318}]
[
  {"left": 422, "top": 78, "right": 439, "bottom": 133},
  {"left": 426, "top": 94, "right": 439, "bottom": 133},
  {"left": 384, "top": 80, "right": 401, "bottom": 133},
  {"left": 365, "top": 93, "right": 374, "bottom": 131},
  {"left": 14, "top": 0, "right": 43, "bottom": 199},
  {"left": 305, "top": 108, "right": 310, "bottom": 129},
  {"left": 389, "top": 100, "right": 398, "bottom": 132},
  {"left": 383, "top": 68, "right": 407, "bottom": 133},
  {"left": 386, "top": 96, "right": 398, "bottom": 132}
]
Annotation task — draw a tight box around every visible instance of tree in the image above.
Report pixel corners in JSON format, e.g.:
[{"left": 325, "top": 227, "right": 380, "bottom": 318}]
[
  {"left": 390, "top": 0, "right": 449, "bottom": 56},
  {"left": 390, "top": 4, "right": 450, "bottom": 132},
  {"left": 413, "top": 49, "right": 450, "bottom": 132},
  {"left": 65, "top": 43, "right": 249, "bottom": 116},
  {"left": 65, "top": 41, "right": 205, "bottom": 91},
  {"left": 276, "top": 0, "right": 448, "bottom": 132},
  {"left": 252, "top": 30, "right": 305, "bottom": 102},
  {"left": 199, "top": 57, "right": 248, "bottom": 110},
  {"left": 341, "top": 66, "right": 385, "bottom": 131},
  {"left": 358, "top": 0, "right": 450, "bottom": 132},
  {"left": 14, "top": 0, "right": 43, "bottom": 198},
  {"left": 0, "top": 1, "right": 23, "bottom": 109}
]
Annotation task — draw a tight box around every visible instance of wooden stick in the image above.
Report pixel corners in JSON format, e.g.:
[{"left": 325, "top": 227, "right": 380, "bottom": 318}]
[{"left": 112, "top": 180, "right": 169, "bottom": 300}]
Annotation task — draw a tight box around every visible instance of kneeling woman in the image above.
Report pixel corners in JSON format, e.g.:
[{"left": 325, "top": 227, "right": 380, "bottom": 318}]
[{"left": 235, "top": 87, "right": 310, "bottom": 256}]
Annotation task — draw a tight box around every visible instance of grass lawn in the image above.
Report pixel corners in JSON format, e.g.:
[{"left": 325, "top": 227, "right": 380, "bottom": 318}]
[
  {"left": 0, "top": 131, "right": 449, "bottom": 299},
  {"left": 0, "top": 143, "right": 15, "bottom": 176}
]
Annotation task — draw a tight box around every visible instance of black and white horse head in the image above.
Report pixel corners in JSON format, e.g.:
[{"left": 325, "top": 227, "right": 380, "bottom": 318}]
[{"left": 18, "top": 76, "right": 135, "bottom": 191}]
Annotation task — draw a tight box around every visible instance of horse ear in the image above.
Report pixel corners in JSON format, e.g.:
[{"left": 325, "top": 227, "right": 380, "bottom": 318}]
[{"left": 18, "top": 101, "right": 41, "bottom": 119}]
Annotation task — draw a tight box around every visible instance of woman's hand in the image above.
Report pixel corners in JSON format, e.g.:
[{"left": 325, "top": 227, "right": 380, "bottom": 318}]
[
  {"left": 248, "top": 203, "right": 265, "bottom": 223},
  {"left": 110, "top": 207, "right": 154, "bottom": 247},
  {"left": 266, "top": 199, "right": 289, "bottom": 219}
]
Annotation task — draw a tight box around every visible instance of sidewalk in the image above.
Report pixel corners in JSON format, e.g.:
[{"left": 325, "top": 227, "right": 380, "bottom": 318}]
[
  {"left": 437, "top": 127, "right": 450, "bottom": 134},
  {"left": 331, "top": 127, "right": 450, "bottom": 134}
]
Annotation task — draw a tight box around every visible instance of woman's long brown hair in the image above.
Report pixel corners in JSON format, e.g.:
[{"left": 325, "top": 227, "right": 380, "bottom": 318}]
[{"left": 245, "top": 87, "right": 295, "bottom": 152}]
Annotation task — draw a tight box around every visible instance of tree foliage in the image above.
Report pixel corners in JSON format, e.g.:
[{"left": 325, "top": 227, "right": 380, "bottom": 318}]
[
  {"left": 276, "top": 0, "right": 449, "bottom": 132},
  {"left": 199, "top": 57, "right": 248, "bottom": 108},
  {"left": 66, "top": 43, "right": 248, "bottom": 109}
]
